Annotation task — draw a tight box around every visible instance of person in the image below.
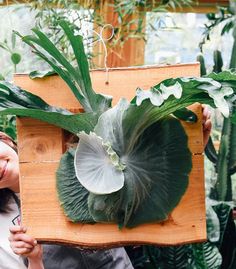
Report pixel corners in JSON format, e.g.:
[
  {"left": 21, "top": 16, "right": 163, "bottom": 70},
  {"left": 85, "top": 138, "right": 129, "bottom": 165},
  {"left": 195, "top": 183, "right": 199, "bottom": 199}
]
[
  {"left": 0, "top": 131, "right": 133, "bottom": 269},
  {"left": 0, "top": 132, "right": 27, "bottom": 269},
  {"left": 8, "top": 104, "right": 212, "bottom": 269}
]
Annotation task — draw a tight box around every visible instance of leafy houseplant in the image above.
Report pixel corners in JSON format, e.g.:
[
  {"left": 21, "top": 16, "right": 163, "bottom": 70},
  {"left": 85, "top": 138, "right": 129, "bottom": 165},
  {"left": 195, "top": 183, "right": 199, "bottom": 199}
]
[
  {"left": 194, "top": 3, "right": 236, "bottom": 267},
  {"left": 137, "top": 5, "right": 236, "bottom": 267},
  {"left": 1, "top": 21, "right": 236, "bottom": 229},
  {"left": 199, "top": 0, "right": 236, "bottom": 203}
]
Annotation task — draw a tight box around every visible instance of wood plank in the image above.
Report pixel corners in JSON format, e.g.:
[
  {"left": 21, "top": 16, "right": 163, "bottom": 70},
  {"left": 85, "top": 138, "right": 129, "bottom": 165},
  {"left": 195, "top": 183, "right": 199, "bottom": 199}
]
[
  {"left": 16, "top": 118, "right": 64, "bottom": 162},
  {"left": 19, "top": 154, "right": 205, "bottom": 247},
  {"left": 14, "top": 62, "right": 200, "bottom": 108},
  {"left": 15, "top": 63, "right": 206, "bottom": 246}
]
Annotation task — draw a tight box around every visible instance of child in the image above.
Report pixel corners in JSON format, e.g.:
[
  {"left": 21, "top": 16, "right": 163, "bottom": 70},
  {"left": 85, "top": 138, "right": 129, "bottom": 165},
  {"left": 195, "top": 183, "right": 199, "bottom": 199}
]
[{"left": 0, "top": 132, "right": 28, "bottom": 268}]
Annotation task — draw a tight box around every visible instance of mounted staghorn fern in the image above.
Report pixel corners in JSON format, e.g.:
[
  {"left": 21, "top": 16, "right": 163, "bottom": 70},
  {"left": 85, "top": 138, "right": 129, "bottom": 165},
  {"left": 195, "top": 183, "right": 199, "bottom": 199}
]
[{"left": 1, "top": 21, "right": 236, "bottom": 228}]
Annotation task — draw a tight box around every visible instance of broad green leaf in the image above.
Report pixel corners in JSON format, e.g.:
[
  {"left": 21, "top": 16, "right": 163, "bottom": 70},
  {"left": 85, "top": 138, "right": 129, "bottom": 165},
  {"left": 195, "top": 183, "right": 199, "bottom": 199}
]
[
  {"left": 0, "top": 81, "right": 68, "bottom": 112},
  {"left": 62, "top": 99, "right": 192, "bottom": 227},
  {"left": 0, "top": 108, "right": 97, "bottom": 135},
  {"left": 136, "top": 76, "right": 233, "bottom": 118},
  {"left": 85, "top": 99, "right": 192, "bottom": 227},
  {"left": 125, "top": 72, "right": 236, "bottom": 149},
  {"left": 0, "top": 81, "right": 98, "bottom": 134},
  {"left": 74, "top": 132, "right": 125, "bottom": 194},
  {"left": 88, "top": 191, "right": 122, "bottom": 224},
  {"left": 56, "top": 149, "right": 94, "bottom": 222},
  {"left": 136, "top": 81, "right": 182, "bottom": 106}
]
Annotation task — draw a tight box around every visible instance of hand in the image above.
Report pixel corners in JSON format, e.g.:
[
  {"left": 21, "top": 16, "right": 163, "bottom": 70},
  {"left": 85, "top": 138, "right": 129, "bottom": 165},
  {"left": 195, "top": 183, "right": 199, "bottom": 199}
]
[
  {"left": 9, "top": 226, "right": 43, "bottom": 267},
  {"left": 202, "top": 104, "right": 212, "bottom": 148}
]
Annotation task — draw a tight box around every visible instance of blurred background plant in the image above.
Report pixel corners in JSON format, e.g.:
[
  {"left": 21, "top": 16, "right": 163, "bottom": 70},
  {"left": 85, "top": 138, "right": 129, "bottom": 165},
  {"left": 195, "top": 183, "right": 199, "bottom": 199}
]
[
  {"left": 131, "top": 1, "right": 236, "bottom": 268},
  {"left": 0, "top": 32, "right": 21, "bottom": 78},
  {"left": 0, "top": 115, "right": 16, "bottom": 140}
]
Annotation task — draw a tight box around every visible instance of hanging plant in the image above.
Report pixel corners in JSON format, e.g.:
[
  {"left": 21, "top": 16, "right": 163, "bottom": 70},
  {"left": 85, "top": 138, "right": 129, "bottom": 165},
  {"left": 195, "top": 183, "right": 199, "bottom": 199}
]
[{"left": 0, "top": 21, "right": 236, "bottom": 228}]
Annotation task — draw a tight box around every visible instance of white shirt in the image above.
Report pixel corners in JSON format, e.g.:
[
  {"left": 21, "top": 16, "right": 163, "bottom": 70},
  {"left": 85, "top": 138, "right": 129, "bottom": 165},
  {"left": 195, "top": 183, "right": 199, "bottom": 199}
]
[{"left": 0, "top": 195, "right": 26, "bottom": 269}]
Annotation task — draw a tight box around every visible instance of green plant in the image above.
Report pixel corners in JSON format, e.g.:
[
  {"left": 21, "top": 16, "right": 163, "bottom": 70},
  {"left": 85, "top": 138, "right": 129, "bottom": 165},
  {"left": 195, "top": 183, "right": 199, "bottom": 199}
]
[
  {"left": 201, "top": 1, "right": 236, "bottom": 203},
  {"left": 125, "top": 199, "right": 233, "bottom": 269},
  {"left": 0, "top": 32, "right": 22, "bottom": 74},
  {"left": 136, "top": 3, "right": 236, "bottom": 268},
  {"left": 199, "top": 3, "right": 236, "bottom": 58},
  {"left": 28, "top": 0, "right": 193, "bottom": 64},
  {"left": 138, "top": 1, "right": 236, "bottom": 269},
  {"left": 201, "top": 53, "right": 236, "bottom": 269},
  {"left": 137, "top": 4, "right": 236, "bottom": 267},
  {"left": 0, "top": 115, "right": 16, "bottom": 140},
  {"left": 0, "top": 21, "right": 236, "bottom": 230}
]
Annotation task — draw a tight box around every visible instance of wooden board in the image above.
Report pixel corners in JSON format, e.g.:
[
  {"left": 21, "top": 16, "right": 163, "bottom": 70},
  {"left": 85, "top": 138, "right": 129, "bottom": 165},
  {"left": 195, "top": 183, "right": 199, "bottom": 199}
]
[{"left": 14, "top": 63, "right": 207, "bottom": 247}]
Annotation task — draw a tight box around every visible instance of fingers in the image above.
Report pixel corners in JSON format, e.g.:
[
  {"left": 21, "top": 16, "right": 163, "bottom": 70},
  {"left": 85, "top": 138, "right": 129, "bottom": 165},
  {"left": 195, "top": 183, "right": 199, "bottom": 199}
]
[
  {"left": 202, "top": 104, "right": 211, "bottom": 122},
  {"left": 10, "top": 241, "right": 34, "bottom": 256},
  {"left": 9, "top": 226, "right": 37, "bottom": 256},
  {"left": 11, "top": 240, "right": 35, "bottom": 249},
  {"left": 9, "top": 226, "right": 43, "bottom": 260},
  {"left": 203, "top": 118, "right": 212, "bottom": 132},
  {"left": 9, "top": 225, "right": 27, "bottom": 234},
  {"left": 9, "top": 232, "right": 37, "bottom": 246}
]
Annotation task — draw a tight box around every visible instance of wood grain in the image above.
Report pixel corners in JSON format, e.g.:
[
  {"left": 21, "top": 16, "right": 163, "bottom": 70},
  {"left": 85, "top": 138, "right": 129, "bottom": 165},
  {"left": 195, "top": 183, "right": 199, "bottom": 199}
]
[{"left": 15, "top": 63, "right": 206, "bottom": 247}]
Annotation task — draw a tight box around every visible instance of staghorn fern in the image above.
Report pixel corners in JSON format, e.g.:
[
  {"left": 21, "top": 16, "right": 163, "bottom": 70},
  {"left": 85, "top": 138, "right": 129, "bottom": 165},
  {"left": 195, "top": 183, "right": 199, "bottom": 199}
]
[{"left": 1, "top": 21, "right": 236, "bottom": 229}]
